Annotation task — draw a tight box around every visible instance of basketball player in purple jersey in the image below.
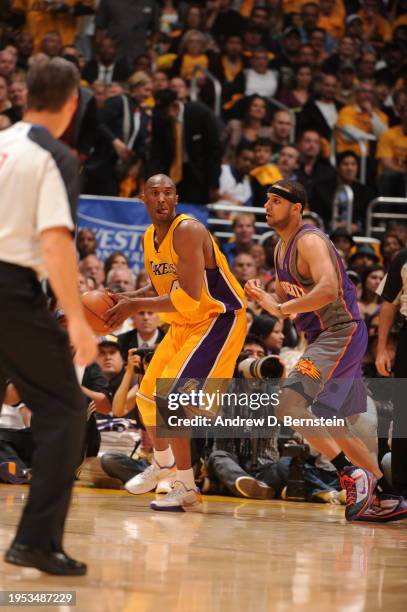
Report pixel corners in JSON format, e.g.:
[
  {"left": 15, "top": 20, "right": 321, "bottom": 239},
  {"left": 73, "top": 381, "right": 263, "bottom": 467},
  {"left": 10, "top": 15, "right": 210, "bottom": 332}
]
[{"left": 246, "top": 180, "right": 407, "bottom": 522}]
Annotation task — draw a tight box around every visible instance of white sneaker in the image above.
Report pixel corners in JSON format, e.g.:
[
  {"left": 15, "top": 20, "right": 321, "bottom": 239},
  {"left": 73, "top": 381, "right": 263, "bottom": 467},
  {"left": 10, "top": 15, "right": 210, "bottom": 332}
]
[
  {"left": 150, "top": 481, "right": 203, "bottom": 512},
  {"left": 155, "top": 479, "right": 174, "bottom": 494},
  {"left": 125, "top": 459, "right": 176, "bottom": 495}
]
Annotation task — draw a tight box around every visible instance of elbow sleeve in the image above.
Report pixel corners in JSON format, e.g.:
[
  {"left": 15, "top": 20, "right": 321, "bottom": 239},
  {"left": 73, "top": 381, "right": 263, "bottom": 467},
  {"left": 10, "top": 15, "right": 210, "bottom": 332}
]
[{"left": 170, "top": 287, "right": 200, "bottom": 313}]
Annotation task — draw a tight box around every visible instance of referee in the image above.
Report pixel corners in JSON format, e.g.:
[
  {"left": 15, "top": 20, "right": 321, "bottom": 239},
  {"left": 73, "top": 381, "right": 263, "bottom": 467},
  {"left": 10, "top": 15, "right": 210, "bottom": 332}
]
[
  {"left": 376, "top": 247, "right": 407, "bottom": 497},
  {"left": 0, "top": 59, "right": 97, "bottom": 575}
]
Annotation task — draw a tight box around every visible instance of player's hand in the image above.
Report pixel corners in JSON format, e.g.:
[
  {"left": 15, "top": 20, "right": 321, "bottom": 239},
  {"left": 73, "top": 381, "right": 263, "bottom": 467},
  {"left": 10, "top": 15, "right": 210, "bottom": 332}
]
[
  {"left": 106, "top": 291, "right": 131, "bottom": 304},
  {"left": 127, "top": 349, "right": 142, "bottom": 370},
  {"left": 375, "top": 348, "right": 392, "bottom": 377},
  {"left": 244, "top": 278, "right": 263, "bottom": 299},
  {"left": 68, "top": 319, "right": 98, "bottom": 366},
  {"left": 104, "top": 300, "right": 139, "bottom": 329}
]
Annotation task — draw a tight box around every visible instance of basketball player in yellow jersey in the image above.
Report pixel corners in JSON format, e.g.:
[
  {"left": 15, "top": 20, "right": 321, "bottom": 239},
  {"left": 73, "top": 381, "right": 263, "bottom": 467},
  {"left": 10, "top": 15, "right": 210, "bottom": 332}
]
[{"left": 105, "top": 174, "right": 247, "bottom": 512}]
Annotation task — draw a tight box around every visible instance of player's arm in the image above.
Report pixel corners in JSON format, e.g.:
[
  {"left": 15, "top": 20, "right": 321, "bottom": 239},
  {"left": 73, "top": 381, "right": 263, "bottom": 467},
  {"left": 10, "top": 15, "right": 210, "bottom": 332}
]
[
  {"left": 376, "top": 301, "right": 398, "bottom": 376},
  {"left": 41, "top": 227, "right": 97, "bottom": 365},
  {"left": 104, "top": 222, "right": 205, "bottom": 328},
  {"left": 279, "top": 234, "right": 338, "bottom": 316},
  {"left": 108, "top": 282, "right": 158, "bottom": 303},
  {"left": 246, "top": 234, "right": 337, "bottom": 317}
]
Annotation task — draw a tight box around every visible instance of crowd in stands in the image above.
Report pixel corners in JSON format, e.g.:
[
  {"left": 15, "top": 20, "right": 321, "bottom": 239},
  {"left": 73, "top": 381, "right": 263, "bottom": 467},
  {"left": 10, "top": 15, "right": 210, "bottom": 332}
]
[{"left": 1, "top": 0, "right": 407, "bottom": 503}]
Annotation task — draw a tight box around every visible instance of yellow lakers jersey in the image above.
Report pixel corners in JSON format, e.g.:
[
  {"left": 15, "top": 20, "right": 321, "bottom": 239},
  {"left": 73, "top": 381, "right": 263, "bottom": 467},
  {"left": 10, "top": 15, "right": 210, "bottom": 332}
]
[{"left": 143, "top": 214, "right": 246, "bottom": 325}]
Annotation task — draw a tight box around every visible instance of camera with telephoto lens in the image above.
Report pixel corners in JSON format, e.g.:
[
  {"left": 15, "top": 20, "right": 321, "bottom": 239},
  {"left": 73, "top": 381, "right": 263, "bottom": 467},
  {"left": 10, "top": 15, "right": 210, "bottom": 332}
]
[
  {"left": 131, "top": 347, "right": 155, "bottom": 375},
  {"left": 237, "top": 354, "right": 285, "bottom": 381},
  {"left": 283, "top": 443, "right": 310, "bottom": 501}
]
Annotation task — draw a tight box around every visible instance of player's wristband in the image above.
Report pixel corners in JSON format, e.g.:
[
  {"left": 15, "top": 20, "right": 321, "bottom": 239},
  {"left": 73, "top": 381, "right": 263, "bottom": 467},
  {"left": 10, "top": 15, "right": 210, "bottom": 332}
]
[
  {"left": 170, "top": 287, "right": 200, "bottom": 313},
  {"left": 277, "top": 303, "right": 291, "bottom": 319}
]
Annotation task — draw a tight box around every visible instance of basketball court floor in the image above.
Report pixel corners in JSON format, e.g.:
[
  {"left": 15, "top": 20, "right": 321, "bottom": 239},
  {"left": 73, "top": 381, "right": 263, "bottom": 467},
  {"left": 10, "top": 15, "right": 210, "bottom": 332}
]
[{"left": 1, "top": 485, "right": 407, "bottom": 612}]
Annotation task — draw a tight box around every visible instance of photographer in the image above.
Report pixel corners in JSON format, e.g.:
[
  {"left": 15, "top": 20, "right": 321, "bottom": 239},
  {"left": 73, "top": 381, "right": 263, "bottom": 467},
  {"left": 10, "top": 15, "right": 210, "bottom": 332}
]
[{"left": 100, "top": 344, "right": 156, "bottom": 484}]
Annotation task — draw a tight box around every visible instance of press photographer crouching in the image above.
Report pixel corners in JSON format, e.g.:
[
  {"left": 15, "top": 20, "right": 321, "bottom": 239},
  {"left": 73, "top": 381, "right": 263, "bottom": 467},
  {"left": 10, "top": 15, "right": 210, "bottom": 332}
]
[{"left": 100, "top": 341, "right": 159, "bottom": 485}]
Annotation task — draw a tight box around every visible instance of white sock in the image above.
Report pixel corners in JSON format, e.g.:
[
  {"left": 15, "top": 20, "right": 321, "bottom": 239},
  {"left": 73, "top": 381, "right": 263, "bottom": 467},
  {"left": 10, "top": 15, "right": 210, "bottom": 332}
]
[
  {"left": 176, "top": 468, "right": 196, "bottom": 490},
  {"left": 154, "top": 447, "right": 174, "bottom": 468}
]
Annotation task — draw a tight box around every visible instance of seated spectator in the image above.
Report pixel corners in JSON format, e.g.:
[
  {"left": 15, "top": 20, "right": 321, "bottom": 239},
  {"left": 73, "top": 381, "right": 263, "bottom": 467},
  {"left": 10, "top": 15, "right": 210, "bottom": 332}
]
[
  {"left": 269, "top": 110, "right": 293, "bottom": 157},
  {"left": 250, "top": 314, "right": 284, "bottom": 355},
  {"left": 100, "top": 251, "right": 128, "bottom": 279},
  {"left": 317, "top": 0, "right": 345, "bottom": 41},
  {"left": 224, "top": 95, "right": 273, "bottom": 160},
  {"left": 0, "top": 76, "right": 13, "bottom": 122},
  {"left": 16, "top": 31, "right": 34, "bottom": 71},
  {"left": 169, "top": 77, "right": 190, "bottom": 103},
  {"left": 79, "top": 254, "right": 105, "bottom": 290},
  {"left": 348, "top": 244, "right": 380, "bottom": 275},
  {"left": 322, "top": 36, "right": 356, "bottom": 75},
  {"left": 82, "top": 36, "right": 131, "bottom": 85},
  {"left": 233, "top": 252, "right": 258, "bottom": 287},
  {"left": 314, "top": 150, "right": 376, "bottom": 231},
  {"left": 0, "top": 48, "right": 17, "bottom": 80},
  {"left": 250, "top": 138, "right": 282, "bottom": 206},
  {"left": 230, "top": 47, "right": 279, "bottom": 100},
  {"left": 8, "top": 78, "right": 27, "bottom": 122},
  {"left": 159, "top": 0, "right": 180, "bottom": 34},
  {"left": 277, "top": 63, "right": 313, "bottom": 109},
  {"left": 169, "top": 29, "right": 213, "bottom": 82},
  {"left": 309, "top": 27, "right": 329, "bottom": 66},
  {"left": 249, "top": 243, "right": 273, "bottom": 285},
  {"left": 299, "top": 2, "right": 335, "bottom": 52},
  {"left": 118, "top": 309, "right": 165, "bottom": 356},
  {"left": 216, "top": 145, "right": 255, "bottom": 215},
  {"left": 385, "top": 89, "right": 407, "bottom": 127},
  {"left": 277, "top": 145, "right": 300, "bottom": 181},
  {"left": 358, "top": 265, "right": 384, "bottom": 320},
  {"left": 358, "top": 0, "right": 392, "bottom": 49},
  {"left": 40, "top": 31, "right": 62, "bottom": 58},
  {"left": 375, "top": 42, "right": 405, "bottom": 90},
  {"left": 376, "top": 106, "right": 407, "bottom": 197},
  {"left": 336, "top": 80, "right": 389, "bottom": 160},
  {"left": 76, "top": 228, "right": 97, "bottom": 260},
  {"left": 296, "top": 43, "right": 318, "bottom": 69},
  {"left": 277, "top": 26, "right": 302, "bottom": 69},
  {"left": 297, "top": 73, "right": 342, "bottom": 142},
  {"left": 296, "top": 129, "right": 336, "bottom": 206},
  {"left": 106, "top": 267, "right": 136, "bottom": 293},
  {"left": 218, "top": 34, "right": 244, "bottom": 85},
  {"left": 357, "top": 50, "right": 377, "bottom": 82},
  {"left": 380, "top": 232, "right": 404, "bottom": 271},
  {"left": 222, "top": 212, "right": 256, "bottom": 266},
  {"left": 335, "top": 62, "right": 356, "bottom": 106},
  {"left": 152, "top": 70, "right": 170, "bottom": 96},
  {"left": 330, "top": 228, "right": 355, "bottom": 263}
]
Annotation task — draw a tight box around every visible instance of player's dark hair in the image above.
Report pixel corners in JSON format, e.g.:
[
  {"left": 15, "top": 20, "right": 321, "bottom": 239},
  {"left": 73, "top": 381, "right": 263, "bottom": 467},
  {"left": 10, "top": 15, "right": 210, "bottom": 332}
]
[
  {"left": 27, "top": 57, "right": 79, "bottom": 112},
  {"left": 271, "top": 179, "right": 308, "bottom": 213}
]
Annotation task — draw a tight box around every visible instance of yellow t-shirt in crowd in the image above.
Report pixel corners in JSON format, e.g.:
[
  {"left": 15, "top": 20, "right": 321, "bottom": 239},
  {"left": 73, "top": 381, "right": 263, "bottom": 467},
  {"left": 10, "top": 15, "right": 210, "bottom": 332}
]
[
  {"left": 335, "top": 104, "right": 388, "bottom": 155},
  {"left": 318, "top": 0, "right": 345, "bottom": 38},
  {"left": 12, "top": 0, "right": 79, "bottom": 49},
  {"left": 250, "top": 164, "right": 283, "bottom": 186},
  {"left": 358, "top": 9, "right": 392, "bottom": 42},
  {"left": 180, "top": 54, "right": 209, "bottom": 81},
  {"left": 376, "top": 126, "right": 407, "bottom": 173}
]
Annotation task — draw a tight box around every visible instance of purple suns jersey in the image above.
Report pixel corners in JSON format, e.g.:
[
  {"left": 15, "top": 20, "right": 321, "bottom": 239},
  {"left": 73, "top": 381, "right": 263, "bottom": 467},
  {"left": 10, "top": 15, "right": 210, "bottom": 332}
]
[{"left": 275, "top": 224, "right": 361, "bottom": 343}]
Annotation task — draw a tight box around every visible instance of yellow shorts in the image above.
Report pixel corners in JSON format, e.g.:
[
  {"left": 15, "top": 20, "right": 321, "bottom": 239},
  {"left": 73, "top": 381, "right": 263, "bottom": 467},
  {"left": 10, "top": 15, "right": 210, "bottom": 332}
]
[{"left": 137, "top": 310, "right": 247, "bottom": 426}]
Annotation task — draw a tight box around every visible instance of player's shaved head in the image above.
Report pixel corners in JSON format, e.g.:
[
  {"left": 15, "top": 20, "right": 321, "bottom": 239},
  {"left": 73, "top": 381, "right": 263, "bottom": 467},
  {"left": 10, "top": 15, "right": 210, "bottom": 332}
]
[{"left": 144, "top": 174, "right": 176, "bottom": 192}]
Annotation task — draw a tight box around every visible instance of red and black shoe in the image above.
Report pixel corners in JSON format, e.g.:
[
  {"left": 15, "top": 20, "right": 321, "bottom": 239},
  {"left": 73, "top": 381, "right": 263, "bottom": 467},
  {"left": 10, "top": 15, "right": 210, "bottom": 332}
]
[
  {"left": 339, "top": 466, "right": 376, "bottom": 522},
  {"left": 355, "top": 493, "right": 407, "bottom": 523}
]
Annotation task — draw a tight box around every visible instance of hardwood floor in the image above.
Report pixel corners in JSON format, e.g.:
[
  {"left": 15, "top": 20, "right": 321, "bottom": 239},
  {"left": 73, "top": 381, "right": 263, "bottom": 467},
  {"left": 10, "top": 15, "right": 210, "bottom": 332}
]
[{"left": 1, "top": 485, "right": 407, "bottom": 612}]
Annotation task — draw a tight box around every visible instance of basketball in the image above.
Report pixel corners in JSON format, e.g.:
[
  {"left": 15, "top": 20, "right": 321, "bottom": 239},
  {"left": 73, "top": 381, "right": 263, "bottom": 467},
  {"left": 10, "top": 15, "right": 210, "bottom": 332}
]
[{"left": 81, "top": 290, "right": 115, "bottom": 335}]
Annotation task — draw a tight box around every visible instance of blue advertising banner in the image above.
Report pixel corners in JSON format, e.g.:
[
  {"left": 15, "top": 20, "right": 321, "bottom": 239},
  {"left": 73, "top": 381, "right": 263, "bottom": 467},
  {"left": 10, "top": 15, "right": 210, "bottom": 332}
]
[{"left": 77, "top": 196, "right": 209, "bottom": 274}]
